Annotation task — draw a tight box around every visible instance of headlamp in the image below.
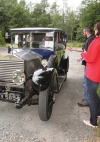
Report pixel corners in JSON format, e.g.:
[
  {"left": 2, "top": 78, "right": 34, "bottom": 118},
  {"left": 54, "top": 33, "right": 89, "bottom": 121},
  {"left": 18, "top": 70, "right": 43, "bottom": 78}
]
[
  {"left": 41, "top": 59, "right": 48, "bottom": 68},
  {"left": 12, "top": 70, "right": 25, "bottom": 85}
]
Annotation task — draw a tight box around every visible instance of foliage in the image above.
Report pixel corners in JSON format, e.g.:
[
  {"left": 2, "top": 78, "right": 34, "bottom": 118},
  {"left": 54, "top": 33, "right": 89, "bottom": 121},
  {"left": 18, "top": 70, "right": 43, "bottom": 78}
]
[
  {"left": 76, "top": 0, "right": 100, "bottom": 41},
  {"left": 0, "top": 0, "right": 18, "bottom": 33},
  {"left": 64, "top": 8, "right": 79, "bottom": 41},
  {"left": 80, "top": 1, "right": 100, "bottom": 27},
  {"left": 0, "top": 31, "right": 6, "bottom": 45},
  {"left": 30, "top": 1, "right": 51, "bottom": 27},
  {"left": 0, "top": 0, "right": 100, "bottom": 43},
  {"left": 8, "top": 4, "right": 31, "bottom": 29}
]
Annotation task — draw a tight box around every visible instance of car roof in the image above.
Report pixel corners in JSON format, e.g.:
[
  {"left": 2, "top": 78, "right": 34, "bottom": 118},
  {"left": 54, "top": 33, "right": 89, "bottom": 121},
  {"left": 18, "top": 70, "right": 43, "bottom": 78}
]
[{"left": 10, "top": 27, "right": 62, "bottom": 33}]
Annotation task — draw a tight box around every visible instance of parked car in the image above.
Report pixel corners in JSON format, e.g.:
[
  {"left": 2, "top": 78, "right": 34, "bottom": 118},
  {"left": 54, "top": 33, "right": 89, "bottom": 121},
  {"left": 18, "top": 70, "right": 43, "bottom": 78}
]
[{"left": 0, "top": 28, "right": 69, "bottom": 121}]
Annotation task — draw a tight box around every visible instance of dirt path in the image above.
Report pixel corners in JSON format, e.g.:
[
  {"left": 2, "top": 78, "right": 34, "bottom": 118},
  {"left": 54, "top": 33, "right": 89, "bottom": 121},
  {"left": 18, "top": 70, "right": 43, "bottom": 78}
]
[
  {"left": 0, "top": 47, "right": 8, "bottom": 55},
  {"left": 0, "top": 48, "right": 97, "bottom": 142}
]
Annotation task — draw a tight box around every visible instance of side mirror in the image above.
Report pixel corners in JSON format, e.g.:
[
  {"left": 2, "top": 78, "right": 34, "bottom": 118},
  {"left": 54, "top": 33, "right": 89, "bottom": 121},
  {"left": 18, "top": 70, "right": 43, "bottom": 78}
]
[{"left": 5, "top": 32, "right": 9, "bottom": 39}]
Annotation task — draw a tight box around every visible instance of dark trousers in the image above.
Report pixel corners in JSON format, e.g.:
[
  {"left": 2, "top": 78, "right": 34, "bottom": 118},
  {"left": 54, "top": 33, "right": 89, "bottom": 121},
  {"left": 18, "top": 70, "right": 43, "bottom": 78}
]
[{"left": 86, "top": 77, "right": 100, "bottom": 126}]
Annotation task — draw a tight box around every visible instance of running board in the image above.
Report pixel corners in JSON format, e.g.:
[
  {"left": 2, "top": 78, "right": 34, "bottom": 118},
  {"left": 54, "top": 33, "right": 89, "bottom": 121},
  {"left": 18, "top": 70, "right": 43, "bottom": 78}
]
[{"left": 54, "top": 75, "right": 66, "bottom": 93}]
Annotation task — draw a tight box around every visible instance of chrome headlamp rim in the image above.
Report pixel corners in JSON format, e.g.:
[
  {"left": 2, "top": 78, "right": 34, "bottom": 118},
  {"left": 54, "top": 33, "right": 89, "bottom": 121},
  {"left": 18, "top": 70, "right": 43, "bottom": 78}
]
[
  {"left": 12, "top": 70, "right": 25, "bottom": 85},
  {"left": 41, "top": 59, "right": 48, "bottom": 68}
]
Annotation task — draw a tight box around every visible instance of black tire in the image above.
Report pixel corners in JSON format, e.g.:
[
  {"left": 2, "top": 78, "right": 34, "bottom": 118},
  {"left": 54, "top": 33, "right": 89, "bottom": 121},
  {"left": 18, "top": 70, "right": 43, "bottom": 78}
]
[{"left": 38, "top": 78, "right": 54, "bottom": 121}]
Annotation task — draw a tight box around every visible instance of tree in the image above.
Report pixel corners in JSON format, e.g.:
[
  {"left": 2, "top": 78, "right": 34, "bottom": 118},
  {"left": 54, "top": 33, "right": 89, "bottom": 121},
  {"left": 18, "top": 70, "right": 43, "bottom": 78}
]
[
  {"left": 19, "top": 0, "right": 26, "bottom": 8},
  {"left": 0, "top": 0, "right": 18, "bottom": 34},
  {"left": 1, "top": 0, "right": 100, "bottom": 43},
  {"left": 0, "top": 7, "right": 7, "bottom": 33},
  {"left": 0, "top": 31, "right": 6, "bottom": 45},
  {"left": 30, "top": 0, "right": 51, "bottom": 27},
  {"left": 76, "top": 0, "right": 100, "bottom": 41},
  {"left": 61, "top": 0, "right": 79, "bottom": 41},
  {"left": 8, "top": 4, "right": 31, "bottom": 28}
]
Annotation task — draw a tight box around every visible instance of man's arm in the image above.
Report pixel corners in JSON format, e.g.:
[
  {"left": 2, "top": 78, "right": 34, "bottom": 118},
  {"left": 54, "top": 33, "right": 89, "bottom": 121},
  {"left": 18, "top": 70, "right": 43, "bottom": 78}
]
[
  {"left": 55, "top": 42, "right": 65, "bottom": 49},
  {"left": 68, "top": 47, "right": 83, "bottom": 52}
]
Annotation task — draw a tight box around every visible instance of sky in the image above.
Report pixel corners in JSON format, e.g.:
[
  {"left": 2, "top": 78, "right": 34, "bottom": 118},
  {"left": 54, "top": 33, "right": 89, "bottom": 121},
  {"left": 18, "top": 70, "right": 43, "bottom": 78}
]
[{"left": 25, "top": 0, "right": 82, "bottom": 10}]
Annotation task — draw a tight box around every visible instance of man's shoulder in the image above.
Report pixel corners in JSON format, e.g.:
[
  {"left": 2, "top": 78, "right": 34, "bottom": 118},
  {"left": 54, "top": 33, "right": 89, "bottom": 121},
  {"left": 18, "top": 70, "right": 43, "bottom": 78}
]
[
  {"left": 86, "top": 35, "right": 94, "bottom": 43},
  {"left": 88, "top": 35, "right": 95, "bottom": 41},
  {"left": 84, "top": 35, "right": 94, "bottom": 51}
]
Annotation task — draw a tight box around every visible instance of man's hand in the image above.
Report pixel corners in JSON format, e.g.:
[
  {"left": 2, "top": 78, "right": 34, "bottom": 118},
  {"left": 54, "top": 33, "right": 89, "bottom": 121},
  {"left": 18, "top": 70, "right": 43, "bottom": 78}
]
[
  {"left": 68, "top": 47, "right": 73, "bottom": 51},
  {"left": 76, "top": 56, "right": 82, "bottom": 62}
]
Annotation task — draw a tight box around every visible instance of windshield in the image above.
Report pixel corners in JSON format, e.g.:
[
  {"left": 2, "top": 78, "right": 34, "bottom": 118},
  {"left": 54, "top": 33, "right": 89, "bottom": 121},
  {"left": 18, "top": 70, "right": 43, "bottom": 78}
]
[{"left": 11, "top": 32, "right": 54, "bottom": 50}]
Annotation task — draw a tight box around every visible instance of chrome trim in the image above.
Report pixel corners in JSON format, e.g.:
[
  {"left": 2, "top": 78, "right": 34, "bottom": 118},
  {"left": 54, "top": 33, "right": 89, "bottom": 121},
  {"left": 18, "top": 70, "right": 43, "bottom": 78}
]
[
  {"left": 0, "top": 60, "right": 24, "bottom": 82},
  {"left": 0, "top": 82, "right": 24, "bottom": 89}
]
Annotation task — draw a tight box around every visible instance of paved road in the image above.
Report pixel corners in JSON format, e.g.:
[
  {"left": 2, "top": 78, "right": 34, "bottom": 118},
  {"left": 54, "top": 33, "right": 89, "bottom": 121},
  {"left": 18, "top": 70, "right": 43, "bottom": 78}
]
[
  {"left": 0, "top": 47, "right": 8, "bottom": 55},
  {"left": 0, "top": 48, "right": 96, "bottom": 142}
]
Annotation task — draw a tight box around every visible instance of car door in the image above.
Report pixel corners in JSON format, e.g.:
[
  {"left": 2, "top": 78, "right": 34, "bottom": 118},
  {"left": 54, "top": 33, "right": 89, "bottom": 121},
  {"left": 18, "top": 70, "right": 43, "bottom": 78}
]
[{"left": 54, "top": 31, "right": 66, "bottom": 65}]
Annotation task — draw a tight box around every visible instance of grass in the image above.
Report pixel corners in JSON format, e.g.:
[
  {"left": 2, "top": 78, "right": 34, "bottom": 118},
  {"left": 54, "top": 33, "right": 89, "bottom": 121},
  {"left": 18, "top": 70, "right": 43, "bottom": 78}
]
[
  {"left": 0, "top": 55, "right": 4, "bottom": 58},
  {"left": 93, "top": 120, "right": 100, "bottom": 142},
  {"left": 67, "top": 41, "right": 84, "bottom": 48},
  {"left": 0, "top": 44, "right": 8, "bottom": 47}
]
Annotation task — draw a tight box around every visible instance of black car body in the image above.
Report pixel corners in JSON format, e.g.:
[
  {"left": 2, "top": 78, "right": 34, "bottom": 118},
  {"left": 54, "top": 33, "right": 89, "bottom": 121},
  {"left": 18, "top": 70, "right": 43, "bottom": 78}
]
[{"left": 0, "top": 28, "right": 69, "bottom": 121}]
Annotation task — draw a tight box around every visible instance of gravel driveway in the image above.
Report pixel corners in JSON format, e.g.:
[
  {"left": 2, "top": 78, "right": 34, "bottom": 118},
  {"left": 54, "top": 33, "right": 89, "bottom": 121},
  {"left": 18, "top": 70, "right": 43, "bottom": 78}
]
[{"left": 0, "top": 48, "right": 97, "bottom": 142}]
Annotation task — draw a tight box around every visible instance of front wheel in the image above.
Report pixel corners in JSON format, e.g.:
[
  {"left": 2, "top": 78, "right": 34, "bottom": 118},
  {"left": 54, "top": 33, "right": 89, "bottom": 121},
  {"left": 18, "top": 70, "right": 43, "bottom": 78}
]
[{"left": 38, "top": 79, "right": 54, "bottom": 121}]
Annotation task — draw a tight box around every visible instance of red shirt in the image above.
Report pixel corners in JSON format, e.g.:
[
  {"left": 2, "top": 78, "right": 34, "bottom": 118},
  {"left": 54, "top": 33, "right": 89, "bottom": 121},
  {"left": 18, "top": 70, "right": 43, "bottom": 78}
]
[{"left": 81, "top": 36, "right": 100, "bottom": 83}]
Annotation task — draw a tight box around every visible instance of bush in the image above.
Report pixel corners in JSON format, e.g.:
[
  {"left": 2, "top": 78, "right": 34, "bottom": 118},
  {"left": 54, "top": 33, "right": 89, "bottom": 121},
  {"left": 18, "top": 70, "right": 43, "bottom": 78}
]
[{"left": 0, "top": 31, "right": 6, "bottom": 46}]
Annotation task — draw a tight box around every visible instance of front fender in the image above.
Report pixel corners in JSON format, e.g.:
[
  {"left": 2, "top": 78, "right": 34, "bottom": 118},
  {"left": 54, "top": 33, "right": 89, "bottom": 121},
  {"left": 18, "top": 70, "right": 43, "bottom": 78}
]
[
  {"left": 58, "top": 55, "right": 69, "bottom": 75},
  {"left": 32, "top": 68, "right": 57, "bottom": 92}
]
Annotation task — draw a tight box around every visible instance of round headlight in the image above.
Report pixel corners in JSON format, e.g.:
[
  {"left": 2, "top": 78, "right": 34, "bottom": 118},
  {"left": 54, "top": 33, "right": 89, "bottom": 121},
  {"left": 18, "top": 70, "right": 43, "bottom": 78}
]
[
  {"left": 41, "top": 59, "right": 48, "bottom": 67},
  {"left": 12, "top": 70, "right": 25, "bottom": 85}
]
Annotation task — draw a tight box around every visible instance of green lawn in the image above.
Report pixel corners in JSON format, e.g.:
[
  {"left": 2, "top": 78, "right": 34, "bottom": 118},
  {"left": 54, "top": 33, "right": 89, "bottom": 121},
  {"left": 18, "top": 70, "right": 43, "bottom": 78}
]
[{"left": 67, "top": 41, "right": 84, "bottom": 48}]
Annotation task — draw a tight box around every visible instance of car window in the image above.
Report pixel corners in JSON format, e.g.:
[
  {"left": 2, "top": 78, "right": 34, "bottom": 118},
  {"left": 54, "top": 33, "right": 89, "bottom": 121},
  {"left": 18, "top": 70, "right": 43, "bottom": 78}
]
[
  {"left": 11, "top": 32, "right": 54, "bottom": 50},
  {"left": 54, "top": 32, "right": 66, "bottom": 50}
]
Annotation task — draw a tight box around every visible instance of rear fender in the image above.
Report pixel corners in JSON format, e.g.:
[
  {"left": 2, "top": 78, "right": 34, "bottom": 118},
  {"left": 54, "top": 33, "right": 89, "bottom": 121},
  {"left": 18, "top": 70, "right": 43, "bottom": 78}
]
[{"left": 32, "top": 68, "right": 57, "bottom": 92}]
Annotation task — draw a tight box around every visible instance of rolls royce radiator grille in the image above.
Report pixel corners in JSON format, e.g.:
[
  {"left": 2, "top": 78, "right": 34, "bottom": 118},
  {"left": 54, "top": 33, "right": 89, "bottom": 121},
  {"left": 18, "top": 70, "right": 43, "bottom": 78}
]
[{"left": 0, "top": 60, "right": 24, "bottom": 82}]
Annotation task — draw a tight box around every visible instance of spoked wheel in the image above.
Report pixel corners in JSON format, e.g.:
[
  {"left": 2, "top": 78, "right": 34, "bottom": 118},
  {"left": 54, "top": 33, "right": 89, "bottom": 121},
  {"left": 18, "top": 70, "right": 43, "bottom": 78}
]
[{"left": 38, "top": 78, "right": 54, "bottom": 121}]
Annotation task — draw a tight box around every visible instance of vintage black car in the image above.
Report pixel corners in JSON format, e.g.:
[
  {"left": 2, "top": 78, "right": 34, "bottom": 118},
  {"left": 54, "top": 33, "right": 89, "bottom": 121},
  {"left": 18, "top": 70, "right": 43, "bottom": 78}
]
[{"left": 0, "top": 28, "right": 69, "bottom": 121}]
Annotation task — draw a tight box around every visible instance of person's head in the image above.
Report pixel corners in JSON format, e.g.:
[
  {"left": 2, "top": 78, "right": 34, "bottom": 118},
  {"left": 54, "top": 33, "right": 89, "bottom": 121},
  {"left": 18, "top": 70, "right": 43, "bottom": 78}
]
[
  {"left": 94, "top": 22, "right": 100, "bottom": 36},
  {"left": 31, "top": 35, "right": 34, "bottom": 41},
  {"left": 83, "top": 27, "right": 92, "bottom": 38},
  {"left": 44, "top": 36, "right": 50, "bottom": 41}
]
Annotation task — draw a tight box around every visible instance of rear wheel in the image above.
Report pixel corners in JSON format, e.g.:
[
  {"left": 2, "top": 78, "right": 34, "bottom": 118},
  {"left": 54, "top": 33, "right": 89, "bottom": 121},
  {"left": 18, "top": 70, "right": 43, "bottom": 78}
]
[{"left": 38, "top": 78, "right": 54, "bottom": 121}]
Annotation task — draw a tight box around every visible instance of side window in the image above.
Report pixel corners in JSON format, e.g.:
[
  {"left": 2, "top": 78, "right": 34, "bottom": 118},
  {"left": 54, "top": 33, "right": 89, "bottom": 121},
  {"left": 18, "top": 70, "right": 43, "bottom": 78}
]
[
  {"left": 54, "top": 32, "right": 58, "bottom": 42},
  {"left": 63, "top": 34, "right": 67, "bottom": 47},
  {"left": 54, "top": 32, "right": 61, "bottom": 43},
  {"left": 60, "top": 32, "right": 63, "bottom": 43},
  {"left": 60, "top": 32, "right": 67, "bottom": 47},
  {"left": 57, "top": 32, "right": 64, "bottom": 44},
  {"left": 54, "top": 32, "right": 65, "bottom": 50}
]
